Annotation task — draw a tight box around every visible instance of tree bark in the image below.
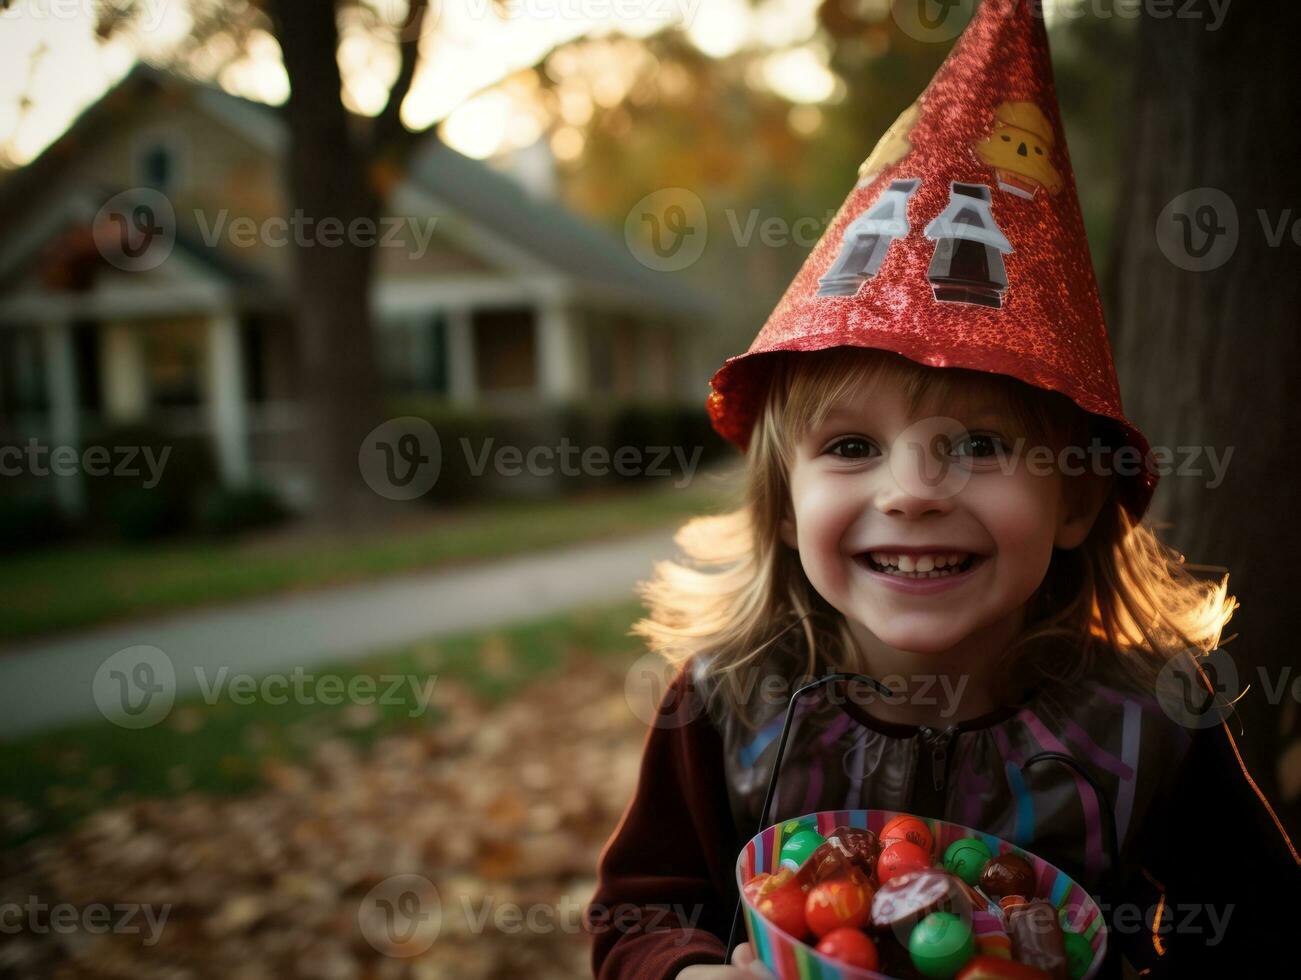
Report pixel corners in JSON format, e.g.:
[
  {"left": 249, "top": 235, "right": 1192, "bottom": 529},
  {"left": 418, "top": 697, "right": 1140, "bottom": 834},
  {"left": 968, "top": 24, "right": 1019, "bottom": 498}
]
[
  {"left": 1106, "top": 0, "right": 1301, "bottom": 829},
  {"left": 265, "top": 0, "right": 428, "bottom": 523}
]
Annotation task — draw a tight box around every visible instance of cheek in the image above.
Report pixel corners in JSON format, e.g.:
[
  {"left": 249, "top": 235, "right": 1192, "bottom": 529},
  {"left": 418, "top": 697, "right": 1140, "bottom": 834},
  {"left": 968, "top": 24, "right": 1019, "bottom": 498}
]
[
  {"left": 789, "top": 471, "right": 860, "bottom": 566},
  {"left": 973, "top": 477, "right": 1059, "bottom": 579}
]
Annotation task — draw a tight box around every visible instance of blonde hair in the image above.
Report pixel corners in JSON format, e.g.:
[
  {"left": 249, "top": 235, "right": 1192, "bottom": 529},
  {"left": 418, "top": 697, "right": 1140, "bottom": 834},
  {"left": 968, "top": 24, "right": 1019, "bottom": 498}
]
[{"left": 634, "top": 348, "right": 1236, "bottom": 729}]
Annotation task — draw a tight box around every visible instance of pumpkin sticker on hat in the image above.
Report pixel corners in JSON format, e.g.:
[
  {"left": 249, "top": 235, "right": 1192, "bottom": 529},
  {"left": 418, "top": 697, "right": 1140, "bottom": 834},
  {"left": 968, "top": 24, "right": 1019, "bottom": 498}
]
[
  {"left": 975, "top": 101, "right": 1064, "bottom": 199},
  {"left": 855, "top": 102, "right": 921, "bottom": 189}
]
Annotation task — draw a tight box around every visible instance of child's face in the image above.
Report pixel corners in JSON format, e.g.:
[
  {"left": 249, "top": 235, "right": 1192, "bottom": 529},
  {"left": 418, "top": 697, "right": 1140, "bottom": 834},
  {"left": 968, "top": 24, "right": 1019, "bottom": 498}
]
[{"left": 780, "top": 372, "right": 1098, "bottom": 657}]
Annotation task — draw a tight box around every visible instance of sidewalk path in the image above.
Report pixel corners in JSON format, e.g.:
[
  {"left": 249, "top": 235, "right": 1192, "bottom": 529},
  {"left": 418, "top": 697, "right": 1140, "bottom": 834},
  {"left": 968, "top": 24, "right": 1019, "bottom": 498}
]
[{"left": 0, "top": 527, "right": 680, "bottom": 738}]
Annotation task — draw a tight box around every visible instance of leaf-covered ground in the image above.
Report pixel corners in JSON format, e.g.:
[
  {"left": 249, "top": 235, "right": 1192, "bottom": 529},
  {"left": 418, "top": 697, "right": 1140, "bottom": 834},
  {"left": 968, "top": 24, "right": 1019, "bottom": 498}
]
[{"left": 0, "top": 651, "right": 660, "bottom": 979}]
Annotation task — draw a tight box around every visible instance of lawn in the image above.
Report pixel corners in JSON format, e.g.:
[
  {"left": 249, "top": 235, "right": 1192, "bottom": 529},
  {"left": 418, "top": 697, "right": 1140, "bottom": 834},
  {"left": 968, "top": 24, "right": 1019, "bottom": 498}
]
[
  {"left": 0, "top": 469, "right": 738, "bottom": 642},
  {"left": 0, "top": 598, "right": 649, "bottom": 847}
]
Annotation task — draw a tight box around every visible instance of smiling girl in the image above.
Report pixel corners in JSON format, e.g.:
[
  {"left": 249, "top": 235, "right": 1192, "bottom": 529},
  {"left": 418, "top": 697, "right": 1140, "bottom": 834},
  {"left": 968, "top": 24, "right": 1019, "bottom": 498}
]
[{"left": 585, "top": 2, "right": 1297, "bottom": 977}]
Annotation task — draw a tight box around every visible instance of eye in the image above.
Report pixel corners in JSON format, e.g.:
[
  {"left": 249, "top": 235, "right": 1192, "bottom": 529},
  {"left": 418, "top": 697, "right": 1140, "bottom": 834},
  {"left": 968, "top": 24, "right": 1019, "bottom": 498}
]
[
  {"left": 1034, "top": 146, "right": 1044, "bottom": 155},
  {"left": 1001, "top": 134, "right": 1011, "bottom": 142},
  {"left": 949, "top": 432, "right": 1007, "bottom": 459},
  {"left": 824, "top": 436, "right": 879, "bottom": 460}
]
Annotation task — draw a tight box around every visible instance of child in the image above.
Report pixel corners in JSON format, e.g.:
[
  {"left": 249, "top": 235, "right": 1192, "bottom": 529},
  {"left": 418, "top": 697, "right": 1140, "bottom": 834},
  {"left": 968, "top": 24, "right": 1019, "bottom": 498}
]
[{"left": 585, "top": 2, "right": 1298, "bottom": 977}]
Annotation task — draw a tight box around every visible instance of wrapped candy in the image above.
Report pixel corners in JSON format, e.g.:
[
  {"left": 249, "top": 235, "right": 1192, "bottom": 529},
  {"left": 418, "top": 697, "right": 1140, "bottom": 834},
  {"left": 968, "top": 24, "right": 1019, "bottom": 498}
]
[
  {"left": 978, "top": 853, "right": 1036, "bottom": 899},
  {"left": 1007, "top": 900, "right": 1068, "bottom": 979}
]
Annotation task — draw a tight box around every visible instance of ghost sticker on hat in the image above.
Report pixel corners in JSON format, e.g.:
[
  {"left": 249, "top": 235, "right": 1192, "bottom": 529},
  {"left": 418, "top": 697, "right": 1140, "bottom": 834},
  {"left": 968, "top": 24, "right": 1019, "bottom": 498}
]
[{"left": 975, "top": 101, "right": 1064, "bottom": 199}]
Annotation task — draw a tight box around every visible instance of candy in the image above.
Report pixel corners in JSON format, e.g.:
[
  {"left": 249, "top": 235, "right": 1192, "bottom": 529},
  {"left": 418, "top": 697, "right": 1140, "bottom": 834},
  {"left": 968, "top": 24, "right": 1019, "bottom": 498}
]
[
  {"left": 1060, "top": 930, "right": 1093, "bottom": 979},
  {"left": 956, "top": 954, "right": 1053, "bottom": 979},
  {"left": 944, "top": 837, "right": 994, "bottom": 885},
  {"left": 824, "top": 825, "right": 879, "bottom": 879},
  {"left": 881, "top": 814, "right": 935, "bottom": 854},
  {"left": 871, "top": 868, "right": 972, "bottom": 935},
  {"left": 979, "top": 853, "right": 1036, "bottom": 899},
  {"left": 754, "top": 870, "right": 810, "bottom": 941},
  {"left": 909, "top": 911, "right": 976, "bottom": 978},
  {"left": 805, "top": 871, "right": 873, "bottom": 938},
  {"left": 971, "top": 907, "right": 1012, "bottom": 960},
  {"left": 878, "top": 839, "right": 933, "bottom": 885},
  {"left": 1007, "top": 900, "right": 1068, "bottom": 979},
  {"left": 742, "top": 873, "right": 771, "bottom": 904},
  {"left": 779, "top": 828, "right": 827, "bottom": 872},
  {"left": 816, "top": 927, "right": 880, "bottom": 971}
]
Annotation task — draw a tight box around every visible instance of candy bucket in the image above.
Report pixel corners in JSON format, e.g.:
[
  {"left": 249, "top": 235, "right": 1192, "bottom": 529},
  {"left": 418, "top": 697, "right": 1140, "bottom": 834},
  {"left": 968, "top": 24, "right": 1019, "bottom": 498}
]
[{"left": 736, "top": 809, "right": 1108, "bottom": 979}]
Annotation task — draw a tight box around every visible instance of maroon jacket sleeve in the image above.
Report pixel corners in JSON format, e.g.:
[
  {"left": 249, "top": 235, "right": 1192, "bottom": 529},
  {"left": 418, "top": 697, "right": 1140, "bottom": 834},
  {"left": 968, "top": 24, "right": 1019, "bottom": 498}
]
[{"left": 585, "top": 662, "right": 742, "bottom": 979}]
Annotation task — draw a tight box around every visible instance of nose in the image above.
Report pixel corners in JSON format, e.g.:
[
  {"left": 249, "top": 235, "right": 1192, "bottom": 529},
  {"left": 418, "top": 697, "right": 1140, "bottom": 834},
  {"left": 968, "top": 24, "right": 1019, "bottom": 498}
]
[
  {"left": 873, "top": 428, "right": 969, "bottom": 517},
  {"left": 1017, "top": 141, "right": 1029, "bottom": 157},
  {"left": 873, "top": 475, "right": 956, "bottom": 519}
]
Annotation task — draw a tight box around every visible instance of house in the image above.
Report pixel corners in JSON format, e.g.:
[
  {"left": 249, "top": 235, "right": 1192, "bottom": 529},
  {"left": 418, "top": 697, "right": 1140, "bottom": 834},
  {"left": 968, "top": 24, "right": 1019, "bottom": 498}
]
[{"left": 0, "top": 64, "right": 720, "bottom": 513}]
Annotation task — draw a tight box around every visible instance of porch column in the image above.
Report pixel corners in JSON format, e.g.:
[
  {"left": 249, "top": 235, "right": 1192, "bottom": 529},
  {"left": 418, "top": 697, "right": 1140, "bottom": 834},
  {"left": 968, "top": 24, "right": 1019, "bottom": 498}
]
[
  {"left": 446, "top": 306, "right": 477, "bottom": 407},
  {"left": 536, "top": 300, "right": 578, "bottom": 401},
  {"left": 43, "top": 320, "right": 85, "bottom": 514},
  {"left": 102, "top": 321, "right": 147, "bottom": 422},
  {"left": 207, "top": 310, "right": 251, "bottom": 485}
]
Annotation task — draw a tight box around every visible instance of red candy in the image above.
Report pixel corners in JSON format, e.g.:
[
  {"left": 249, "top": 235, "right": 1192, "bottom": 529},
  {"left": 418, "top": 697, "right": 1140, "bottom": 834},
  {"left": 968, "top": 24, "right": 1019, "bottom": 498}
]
[
  {"left": 804, "top": 871, "right": 873, "bottom": 939},
  {"left": 877, "top": 839, "right": 932, "bottom": 885},
  {"left": 753, "top": 869, "right": 810, "bottom": 940},
  {"left": 956, "top": 954, "right": 1053, "bottom": 979},
  {"left": 816, "top": 927, "right": 880, "bottom": 971},
  {"left": 880, "top": 814, "right": 935, "bottom": 854},
  {"left": 742, "top": 872, "right": 771, "bottom": 904}
]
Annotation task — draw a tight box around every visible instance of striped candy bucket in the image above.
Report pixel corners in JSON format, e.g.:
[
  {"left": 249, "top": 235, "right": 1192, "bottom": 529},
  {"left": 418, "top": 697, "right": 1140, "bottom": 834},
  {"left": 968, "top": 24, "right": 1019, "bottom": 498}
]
[{"left": 737, "top": 809, "right": 1108, "bottom": 979}]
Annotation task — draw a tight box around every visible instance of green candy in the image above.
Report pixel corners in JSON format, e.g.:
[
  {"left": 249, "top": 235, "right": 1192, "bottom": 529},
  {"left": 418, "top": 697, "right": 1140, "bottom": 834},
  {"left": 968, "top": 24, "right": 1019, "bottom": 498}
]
[
  {"left": 1062, "top": 929, "right": 1094, "bottom": 979},
  {"left": 909, "top": 911, "right": 975, "bottom": 978},
  {"left": 778, "top": 828, "right": 826, "bottom": 871},
  {"left": 942, "top": 837, "right": 993, "bottom": 886}
]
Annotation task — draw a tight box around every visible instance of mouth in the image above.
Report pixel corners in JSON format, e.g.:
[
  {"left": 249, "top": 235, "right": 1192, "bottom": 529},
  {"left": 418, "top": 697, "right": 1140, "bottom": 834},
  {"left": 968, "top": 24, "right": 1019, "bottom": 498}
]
[{"left": 856, "top": 551, "right": 985, "bottom": 580}]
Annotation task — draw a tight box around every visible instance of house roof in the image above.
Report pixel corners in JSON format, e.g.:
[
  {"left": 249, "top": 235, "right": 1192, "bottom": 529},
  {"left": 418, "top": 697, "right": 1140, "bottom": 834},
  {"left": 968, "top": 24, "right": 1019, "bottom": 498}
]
[{"left": 0, "top": 62, "right": 720, "bottom": 319}]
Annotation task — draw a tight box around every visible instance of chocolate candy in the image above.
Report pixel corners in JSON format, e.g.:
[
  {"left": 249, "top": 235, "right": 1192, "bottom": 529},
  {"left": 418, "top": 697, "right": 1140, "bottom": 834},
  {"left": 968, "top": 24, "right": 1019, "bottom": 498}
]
[
  {"left": 878, "top": 839, "right": 933, "bottom": 885},
  {"left": 804, "top": 871, "right": 873, "bottom": 938},
  {"left": 1007, "top": 900, "right": 1068, "bottom": 979},
  {"left": 871, "top": 869, "right": 972, "bottom": 935},
  {"left": 944, "top": 837, "right": 994, "bottom": 885},
  {"left": 825, "top": 825, "right": 879, "bottom": 879},
  {"left": 755, "top": 869, "right": 811, "bottom": 941},
  {"left": 816, "top": 925, "right": 880, "bottom": 970},
  {"left": 909, "top": 911, "right": 976, "bottom": 978},
  {"left": 978, "top": 853, "right": 1035, "bottom": 899},
  {"left": 881, "top": 814, "right": 936, "bottom": 854}
]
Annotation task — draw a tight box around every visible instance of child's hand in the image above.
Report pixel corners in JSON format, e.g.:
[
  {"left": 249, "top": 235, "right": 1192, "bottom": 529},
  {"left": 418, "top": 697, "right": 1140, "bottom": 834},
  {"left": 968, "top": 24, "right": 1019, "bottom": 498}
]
[{"left": 677, "top": 942, "right": 775, "bottom": 978}]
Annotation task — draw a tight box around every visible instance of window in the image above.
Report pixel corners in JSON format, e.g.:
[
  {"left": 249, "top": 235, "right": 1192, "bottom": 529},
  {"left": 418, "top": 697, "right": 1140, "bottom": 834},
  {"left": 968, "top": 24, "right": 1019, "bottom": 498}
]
[{"left": 134, "top": 133, "right": 184, "bottom": 195}]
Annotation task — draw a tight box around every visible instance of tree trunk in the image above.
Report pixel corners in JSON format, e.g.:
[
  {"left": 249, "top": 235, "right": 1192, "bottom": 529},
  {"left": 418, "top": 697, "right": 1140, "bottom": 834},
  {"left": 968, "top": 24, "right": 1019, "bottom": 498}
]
[
  {"left": 268, "top": 0, "right": 385, "bottom": 524},
  {"left": 1106, "top": 1, "right": 1301, "bottom": 830}
]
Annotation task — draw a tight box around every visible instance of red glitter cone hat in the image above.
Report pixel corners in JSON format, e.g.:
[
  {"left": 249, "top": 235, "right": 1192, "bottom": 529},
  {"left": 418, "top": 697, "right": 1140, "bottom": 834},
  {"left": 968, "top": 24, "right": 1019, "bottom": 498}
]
[{"left": 706, "top": 0, "right": 1158, "bottom": 519}]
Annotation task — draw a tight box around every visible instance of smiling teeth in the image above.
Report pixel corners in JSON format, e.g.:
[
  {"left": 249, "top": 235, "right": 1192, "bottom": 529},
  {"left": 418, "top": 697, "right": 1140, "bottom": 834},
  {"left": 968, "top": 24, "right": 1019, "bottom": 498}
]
[{"left": 868, "top": 552, "right": 967, "bottom": 568}]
